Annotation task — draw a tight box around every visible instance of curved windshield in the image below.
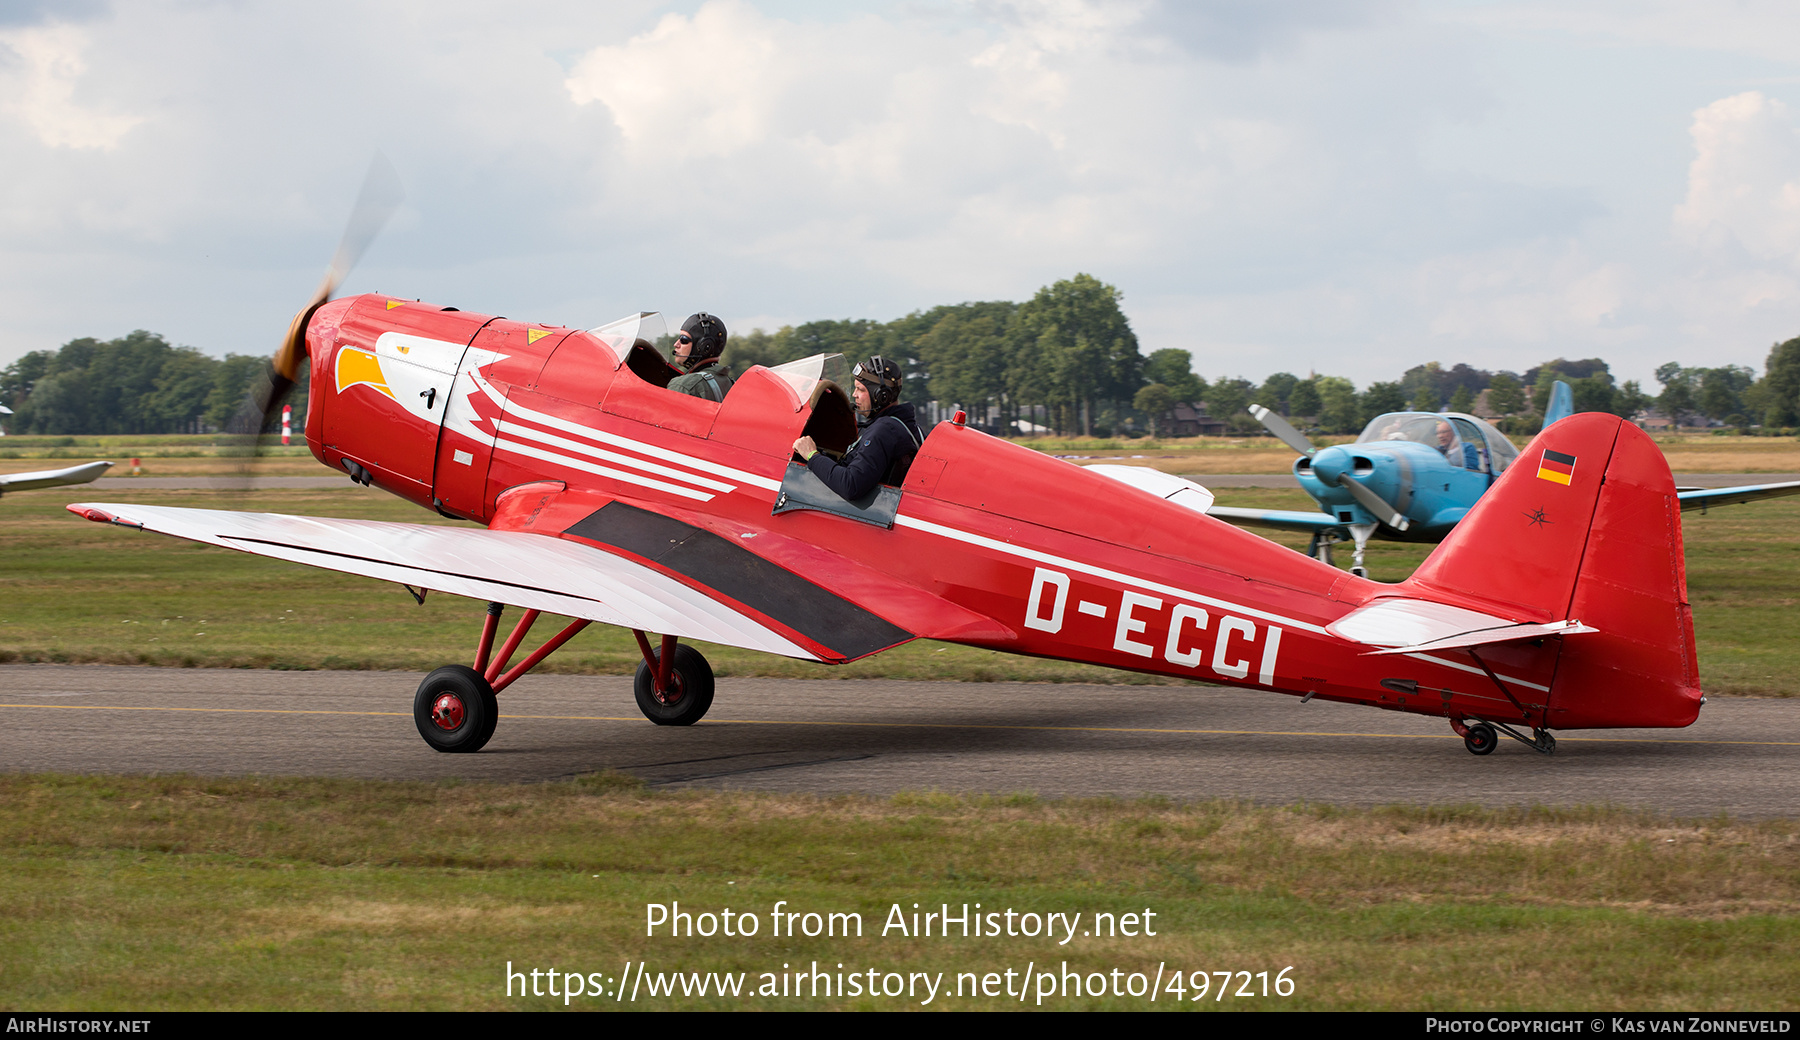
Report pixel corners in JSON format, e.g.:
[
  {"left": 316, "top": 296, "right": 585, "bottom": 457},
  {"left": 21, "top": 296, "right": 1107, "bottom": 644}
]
[
  {"left": 590, "top": 312, "right": 668, "bottom": 363},
  {"left": 1358, "top": 412, "right": 1473, "bottom": 469},
  {"left": 766, "top": 353, "right": 851, "bottom": 412}
]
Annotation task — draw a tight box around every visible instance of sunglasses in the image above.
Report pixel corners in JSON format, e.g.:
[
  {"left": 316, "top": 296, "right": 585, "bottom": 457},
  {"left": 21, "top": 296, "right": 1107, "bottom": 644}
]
[{"left": 675, "top": 334, "right": 694, "bottom": 345}]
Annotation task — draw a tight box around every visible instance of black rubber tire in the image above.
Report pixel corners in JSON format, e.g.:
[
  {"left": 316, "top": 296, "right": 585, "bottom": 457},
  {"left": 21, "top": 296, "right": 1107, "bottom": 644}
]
[
  {"left": 1463, "top": 722, "right": 1498, "bottom": 756},
  {"left": 414, "top": 665, "right": 499, "bottom": 753},
  {"left": 634, "top": 645, "right": 715, "bottom": 726}
]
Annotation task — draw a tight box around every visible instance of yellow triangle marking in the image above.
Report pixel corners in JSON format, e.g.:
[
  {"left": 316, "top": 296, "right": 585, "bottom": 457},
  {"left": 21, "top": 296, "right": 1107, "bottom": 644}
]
[
  {"left": 386, "top": 300, "right": 406, "bottom": 310},
  {"left": 527, "top": 329, "right": 551, "bottom": 344}
]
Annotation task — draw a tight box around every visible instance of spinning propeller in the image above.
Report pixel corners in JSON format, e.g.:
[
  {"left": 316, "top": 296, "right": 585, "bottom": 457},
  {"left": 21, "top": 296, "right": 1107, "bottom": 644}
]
[
  {"left": 1249, "top": 404, "right": 1409, "bottom": 532},
  {"left": 235, "top": 153, "right": 405, "bottom": 439}
]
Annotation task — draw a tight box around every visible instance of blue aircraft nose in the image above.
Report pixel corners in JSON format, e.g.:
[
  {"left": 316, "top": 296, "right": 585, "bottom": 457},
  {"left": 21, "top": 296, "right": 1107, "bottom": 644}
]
[{"left": 1309, "top": 445, "right": 1365, "bottom": 486}]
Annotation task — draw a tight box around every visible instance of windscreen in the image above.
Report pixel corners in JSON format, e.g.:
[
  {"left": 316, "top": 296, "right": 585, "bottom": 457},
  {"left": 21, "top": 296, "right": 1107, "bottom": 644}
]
[
  {"left": 1359, "top": 412, "right": 1471, "bottom": 468},
  {"left": 590, "top": 312, "right": 668, "bottom": 364},
  {"left": 766, "top": 353, "right": 851, "bottom": 412}
]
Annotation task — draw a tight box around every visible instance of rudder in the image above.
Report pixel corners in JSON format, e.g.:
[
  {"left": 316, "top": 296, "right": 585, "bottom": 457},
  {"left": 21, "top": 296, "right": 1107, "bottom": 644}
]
[{"left": 1404, "top": 413, "right": 1700, "bottom": 729}]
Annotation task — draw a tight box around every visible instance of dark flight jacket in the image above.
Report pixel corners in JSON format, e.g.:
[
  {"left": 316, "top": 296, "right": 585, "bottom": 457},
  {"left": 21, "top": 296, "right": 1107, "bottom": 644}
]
[{"left": 805, "top": 403, "right": 923, "bottom": 501}]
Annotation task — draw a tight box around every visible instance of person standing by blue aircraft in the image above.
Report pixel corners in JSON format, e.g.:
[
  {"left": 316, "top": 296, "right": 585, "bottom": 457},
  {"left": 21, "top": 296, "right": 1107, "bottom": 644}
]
[{"left": 791, "top": 356, "right": 922, "bottom": 501}]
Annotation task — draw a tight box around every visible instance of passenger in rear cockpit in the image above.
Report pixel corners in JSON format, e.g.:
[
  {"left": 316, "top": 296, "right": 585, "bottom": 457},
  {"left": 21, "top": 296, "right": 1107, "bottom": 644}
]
[
  {"left": 791, "top": 355, "right": 922, "bottom": 502},
  {"left": 666, "top": 313, "right": 734, "bottom": 402}
]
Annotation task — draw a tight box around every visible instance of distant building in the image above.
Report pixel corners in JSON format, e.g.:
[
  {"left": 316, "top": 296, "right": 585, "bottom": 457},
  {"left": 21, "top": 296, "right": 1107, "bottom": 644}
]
[{"left": 1166, "top": 401, "right": 1228, "bottom": 437}]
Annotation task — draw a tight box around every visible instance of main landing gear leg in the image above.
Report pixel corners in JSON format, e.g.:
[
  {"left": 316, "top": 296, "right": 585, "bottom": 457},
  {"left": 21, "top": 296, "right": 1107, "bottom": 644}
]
[
  {"left": 412, "top": 601, "right": 591, "bottom": 753},
  {"left": 1347, "top": 522, "right": 1377, "bottom": 578},
  {"left": 1305, "top": 531, "right": 1338, "bottom": 569},
  {"left": 631, "top": 629, "right": 715, "bottom": 726}
]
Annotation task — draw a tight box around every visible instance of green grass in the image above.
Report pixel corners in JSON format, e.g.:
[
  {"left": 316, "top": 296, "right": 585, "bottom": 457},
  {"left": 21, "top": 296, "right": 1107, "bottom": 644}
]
[{"left": 2, "top": 774, "right": 1795, "bottom": 1010}]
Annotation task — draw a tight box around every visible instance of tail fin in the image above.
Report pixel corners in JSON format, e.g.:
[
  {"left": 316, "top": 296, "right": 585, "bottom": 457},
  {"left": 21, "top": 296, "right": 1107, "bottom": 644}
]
[
  {"left": 1403, "top": 413, "right": 1700, "bottom": 728},
  {"left": 1542, "top": 379, "right": 1575, "bottom": 427}
]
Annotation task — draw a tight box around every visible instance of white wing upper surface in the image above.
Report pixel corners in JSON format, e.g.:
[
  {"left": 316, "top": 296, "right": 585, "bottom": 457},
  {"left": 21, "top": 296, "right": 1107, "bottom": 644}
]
[
  {"left": 69, "top": 502, "right": 820, "bottom": 661},
  {"left": 2, "top": 461, "right": 113, "bottom": 492}
]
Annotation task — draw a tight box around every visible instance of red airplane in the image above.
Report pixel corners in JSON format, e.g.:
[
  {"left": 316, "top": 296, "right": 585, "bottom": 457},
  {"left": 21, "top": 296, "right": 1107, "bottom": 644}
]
[{"left": 67, "top": 289, "right": 1702, "bottom": 759}]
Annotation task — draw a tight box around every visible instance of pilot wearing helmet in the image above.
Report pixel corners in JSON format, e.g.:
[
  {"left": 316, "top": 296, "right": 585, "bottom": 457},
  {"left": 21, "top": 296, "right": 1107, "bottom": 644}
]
[
  {"left": 666, "top": 313, "right": 733, "bottom": 402},
  {"left": 791, "top": 355, "right": 923, "bottom": 501}
]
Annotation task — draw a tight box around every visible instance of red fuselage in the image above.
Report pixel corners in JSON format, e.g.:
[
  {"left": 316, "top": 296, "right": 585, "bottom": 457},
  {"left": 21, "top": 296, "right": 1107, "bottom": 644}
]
[{"left": 303, "top": 294, "right": 1701, "bottom": 733}]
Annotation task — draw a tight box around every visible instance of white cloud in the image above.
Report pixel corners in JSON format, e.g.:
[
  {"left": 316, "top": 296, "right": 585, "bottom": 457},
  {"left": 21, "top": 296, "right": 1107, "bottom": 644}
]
[
  {"left": 0, "top": 23, "right": 142, "bottom": 149},
  {"left": 1674, "top": 92, "right": 1800, "bottom": 266}
]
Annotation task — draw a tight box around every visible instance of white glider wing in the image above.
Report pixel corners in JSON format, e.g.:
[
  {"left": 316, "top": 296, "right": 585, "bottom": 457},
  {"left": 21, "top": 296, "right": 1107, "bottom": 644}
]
[{"left": 2, "top": 460, "right": 113, "bottom": 493}]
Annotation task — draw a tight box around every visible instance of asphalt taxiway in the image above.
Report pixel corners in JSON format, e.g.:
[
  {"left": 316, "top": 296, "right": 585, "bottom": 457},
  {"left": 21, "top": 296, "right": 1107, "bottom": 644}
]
[{"left": 4, "top": 664, "right": 1794, "bottom": 817}]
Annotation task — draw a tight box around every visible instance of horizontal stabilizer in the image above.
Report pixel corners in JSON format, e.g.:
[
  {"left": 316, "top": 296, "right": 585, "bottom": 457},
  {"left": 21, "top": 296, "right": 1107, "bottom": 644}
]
[
  {"left": 1328, "top": 597, "right": 1596, "bottom": 655},
  {"left": 1085, "top": 465, "right": 1215, "bottom": 513}
]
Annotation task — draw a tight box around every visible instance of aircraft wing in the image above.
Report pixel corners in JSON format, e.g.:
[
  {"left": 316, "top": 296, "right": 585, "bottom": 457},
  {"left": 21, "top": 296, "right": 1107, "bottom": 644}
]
[
  {"left": 1, "top": 460, "right": 113, "bottom": 493},
  {"left": 67, "top": 496, "right": 1006, "bottom": 665},
  {"left": 1677, "top": 480, "right": 1800, "bottom": 512},
  {"left": 1206, "top": 505, "right": 1343, "bottom": 534}
]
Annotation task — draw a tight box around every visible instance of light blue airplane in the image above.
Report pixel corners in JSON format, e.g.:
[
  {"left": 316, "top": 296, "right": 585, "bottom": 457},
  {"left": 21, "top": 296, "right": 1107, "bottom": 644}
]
[{"left": 1209, "top": 381, "right": 1800, "bottom": 575}]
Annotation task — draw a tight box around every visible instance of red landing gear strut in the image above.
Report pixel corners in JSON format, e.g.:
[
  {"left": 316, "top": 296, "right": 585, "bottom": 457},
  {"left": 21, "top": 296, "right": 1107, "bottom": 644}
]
[{"left": 410, "top": 602, "right": 715, "bottom": 753}]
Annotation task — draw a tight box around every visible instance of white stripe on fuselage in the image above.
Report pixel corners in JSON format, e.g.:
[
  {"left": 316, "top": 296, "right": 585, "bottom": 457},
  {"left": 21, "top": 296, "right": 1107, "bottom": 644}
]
[
  {"left": 493, "top": 437, "right": 717, "bottom": 502},
  {"left": 494, "top": 415, "right": 737, "bottom": 494},
  {"left": 894, "top": 513, "right": 1546, "bottom": 691},
  {"left": 491, "top": 377, "right": 783, "bottom": 492}
]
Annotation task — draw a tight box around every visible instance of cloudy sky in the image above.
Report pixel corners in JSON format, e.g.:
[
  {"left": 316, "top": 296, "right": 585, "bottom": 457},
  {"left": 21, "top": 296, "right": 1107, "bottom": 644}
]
[{"left": 5, "top": 0, "right": 1800, "bottom": 389}]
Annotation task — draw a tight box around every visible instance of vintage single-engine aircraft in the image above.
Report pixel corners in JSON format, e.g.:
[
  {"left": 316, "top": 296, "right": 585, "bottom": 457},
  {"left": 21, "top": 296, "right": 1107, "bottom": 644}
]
[
  {"left": 1208, "top": 384, "right": 1800, "bottom": 576},
  {"left": 63, "top": 159, "right": 1708, "bottom": 758},
  {"left": 68, "top": 293, "right": 1708, "bottom": 759}
]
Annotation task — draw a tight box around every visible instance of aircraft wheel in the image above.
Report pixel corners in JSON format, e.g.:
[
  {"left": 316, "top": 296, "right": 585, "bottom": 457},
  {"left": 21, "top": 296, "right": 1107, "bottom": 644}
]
[
  {"left": 414, "top": 665, "right": 498, "bottom": 753},
  {"left": 1350, "top": 566, "right": 1368, "bottom": 578},
  {"left": 1463, "top": 722, "right": 1498, "bottom": 756},
  {"left": 634, "top": 645, "right": 715, "bottom": 726}
]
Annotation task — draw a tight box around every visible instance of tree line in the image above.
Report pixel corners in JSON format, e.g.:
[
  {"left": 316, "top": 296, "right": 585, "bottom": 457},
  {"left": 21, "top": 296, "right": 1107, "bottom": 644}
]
[
  {"left": 0, "top": 331, "right": 283, "bottom": 436},
  {"left": 6, "top": 276, "right": 1800, "bottom": 437}
]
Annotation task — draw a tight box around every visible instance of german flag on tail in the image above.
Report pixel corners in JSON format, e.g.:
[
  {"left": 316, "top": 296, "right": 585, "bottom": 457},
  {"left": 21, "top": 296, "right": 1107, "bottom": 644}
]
[{"left": 1537, "top": 449, "right": 1577, "bottom": 485}]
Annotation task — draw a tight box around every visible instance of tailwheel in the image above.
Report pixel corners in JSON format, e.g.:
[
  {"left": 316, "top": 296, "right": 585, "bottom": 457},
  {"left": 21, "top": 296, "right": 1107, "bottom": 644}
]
[
  {"left": 414, "top": 665, "right": 498, "bottom": 753},
  {"left": 1462, "top": 721, "right": 1498, "bottom": 756},
  {"left": 634, "top": 643, "right": 715, "bottom": 726}
]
